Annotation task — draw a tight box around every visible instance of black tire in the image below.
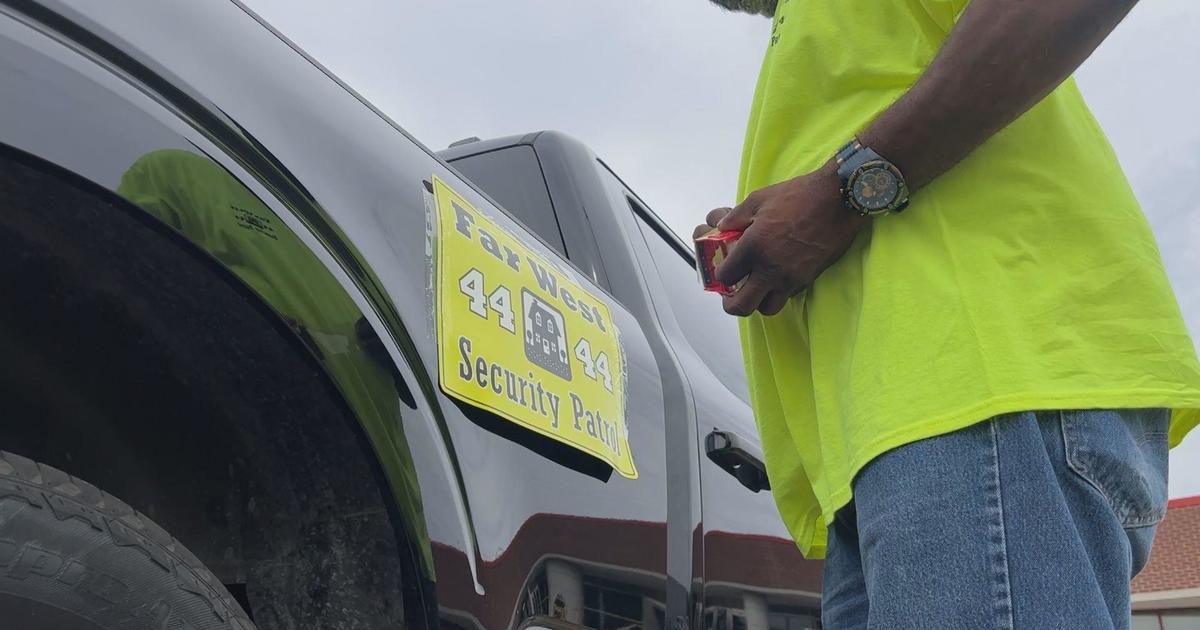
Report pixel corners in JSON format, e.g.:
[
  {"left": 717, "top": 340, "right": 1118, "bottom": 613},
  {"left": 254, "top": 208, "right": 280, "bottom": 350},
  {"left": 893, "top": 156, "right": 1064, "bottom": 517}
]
[{"left": 0, "top": 450, "right": 255, "bottom": 629}]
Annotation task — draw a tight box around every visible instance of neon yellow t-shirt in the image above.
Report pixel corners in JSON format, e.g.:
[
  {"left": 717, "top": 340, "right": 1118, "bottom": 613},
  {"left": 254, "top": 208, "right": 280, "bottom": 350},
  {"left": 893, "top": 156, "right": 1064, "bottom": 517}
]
[{"left": 737, "top": 0, "right": 1200, "bottom": 558}]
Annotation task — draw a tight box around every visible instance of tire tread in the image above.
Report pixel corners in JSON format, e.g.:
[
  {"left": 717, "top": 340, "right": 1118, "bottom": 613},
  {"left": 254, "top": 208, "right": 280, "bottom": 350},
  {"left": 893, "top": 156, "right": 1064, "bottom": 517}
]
[{"left": 0, "top": 450, "right": 254, "bottom": 629}]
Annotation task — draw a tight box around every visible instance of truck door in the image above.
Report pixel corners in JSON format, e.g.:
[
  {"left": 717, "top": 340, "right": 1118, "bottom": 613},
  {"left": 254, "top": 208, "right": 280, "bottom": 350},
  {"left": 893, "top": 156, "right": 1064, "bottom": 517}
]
[
  {"left": 440, "top": 143, "right": 673, "bottom": 630},
  {"left": 584, "top": 160, "right": 826, "bottom": 630}
]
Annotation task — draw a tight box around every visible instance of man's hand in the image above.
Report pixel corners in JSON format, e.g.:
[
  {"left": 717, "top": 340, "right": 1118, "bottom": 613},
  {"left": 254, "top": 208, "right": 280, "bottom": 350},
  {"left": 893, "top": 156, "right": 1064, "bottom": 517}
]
[{"left": 693, "top": 161, "right": 868, "bottom": 317}]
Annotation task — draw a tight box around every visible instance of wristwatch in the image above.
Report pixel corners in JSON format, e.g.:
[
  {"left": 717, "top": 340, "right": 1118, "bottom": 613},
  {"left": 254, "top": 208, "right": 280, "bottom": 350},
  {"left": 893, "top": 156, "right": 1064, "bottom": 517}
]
[{"left": 835, "top": 139, "right": 910, "bottom": 216}]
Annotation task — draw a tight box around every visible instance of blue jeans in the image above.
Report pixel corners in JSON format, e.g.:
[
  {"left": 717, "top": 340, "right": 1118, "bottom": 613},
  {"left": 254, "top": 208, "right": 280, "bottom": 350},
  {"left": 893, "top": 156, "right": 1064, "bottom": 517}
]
[{"left": 822, "top": 409, "right": 1170, "bottom": 630}]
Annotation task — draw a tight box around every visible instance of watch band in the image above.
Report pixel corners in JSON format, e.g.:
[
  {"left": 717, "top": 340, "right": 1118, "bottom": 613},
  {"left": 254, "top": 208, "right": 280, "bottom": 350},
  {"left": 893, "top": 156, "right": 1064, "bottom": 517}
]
[{"left": 835, "top": 138, "right": 864, "bottom": 166}]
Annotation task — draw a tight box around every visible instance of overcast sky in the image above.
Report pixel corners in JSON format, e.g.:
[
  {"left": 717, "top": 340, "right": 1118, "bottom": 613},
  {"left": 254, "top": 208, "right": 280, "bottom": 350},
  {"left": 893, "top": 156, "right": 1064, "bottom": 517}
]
[{"left": 243, "top": 0, "right": 1200, "bottom": 499}]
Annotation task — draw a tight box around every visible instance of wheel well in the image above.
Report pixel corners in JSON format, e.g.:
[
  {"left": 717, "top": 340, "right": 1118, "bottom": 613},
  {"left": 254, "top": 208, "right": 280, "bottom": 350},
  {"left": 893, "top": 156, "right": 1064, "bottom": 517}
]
[{"left": 0, "top": 149, "right": 433, "bottom": 628}]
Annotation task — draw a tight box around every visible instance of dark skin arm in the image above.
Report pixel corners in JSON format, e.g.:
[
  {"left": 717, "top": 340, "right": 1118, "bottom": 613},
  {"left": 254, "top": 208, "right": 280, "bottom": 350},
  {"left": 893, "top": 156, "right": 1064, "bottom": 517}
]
[{"left": 697, "top": 0, "right": 1141, "bottom": 317}]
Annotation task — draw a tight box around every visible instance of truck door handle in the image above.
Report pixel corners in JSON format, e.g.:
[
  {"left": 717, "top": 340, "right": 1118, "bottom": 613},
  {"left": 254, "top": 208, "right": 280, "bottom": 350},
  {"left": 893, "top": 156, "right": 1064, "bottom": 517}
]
[{"left": 704, "top": 430, "right": 770, "bottom": 493}]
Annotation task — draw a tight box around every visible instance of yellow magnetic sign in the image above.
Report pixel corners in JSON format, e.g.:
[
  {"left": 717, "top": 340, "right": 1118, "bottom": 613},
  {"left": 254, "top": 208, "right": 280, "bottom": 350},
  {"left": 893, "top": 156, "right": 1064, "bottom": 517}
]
[{"left": 431, "top": 175, "right": 637, "bottom": 479}]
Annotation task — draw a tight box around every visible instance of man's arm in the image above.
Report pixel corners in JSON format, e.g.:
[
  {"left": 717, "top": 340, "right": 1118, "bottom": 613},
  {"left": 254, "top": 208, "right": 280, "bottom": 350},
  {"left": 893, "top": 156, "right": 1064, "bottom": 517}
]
[
  {"left": 861, "top": 0, "right": 1139, "bottom": 189},
  {"left": 703, "top": 0, "right": 1140, "bottom": 317}
]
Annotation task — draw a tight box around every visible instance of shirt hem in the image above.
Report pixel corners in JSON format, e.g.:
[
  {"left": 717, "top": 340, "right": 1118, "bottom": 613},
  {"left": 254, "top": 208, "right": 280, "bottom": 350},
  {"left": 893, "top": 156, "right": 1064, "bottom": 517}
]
[{"left": 795, "top": 389, "right": 1200, "bottom": 559}]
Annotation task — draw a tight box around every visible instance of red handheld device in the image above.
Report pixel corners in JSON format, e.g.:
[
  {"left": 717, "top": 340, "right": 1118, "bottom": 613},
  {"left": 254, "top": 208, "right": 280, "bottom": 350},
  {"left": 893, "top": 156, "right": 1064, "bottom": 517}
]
[{"left": 694, "top": 229, "right": 742, "bottom": 295}]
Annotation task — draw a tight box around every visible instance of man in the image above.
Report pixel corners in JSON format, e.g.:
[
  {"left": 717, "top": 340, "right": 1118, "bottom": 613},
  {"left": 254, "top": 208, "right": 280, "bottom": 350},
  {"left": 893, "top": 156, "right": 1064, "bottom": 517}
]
[{"left": 698, "top": 1, "right": 1200, "bottom": 628}]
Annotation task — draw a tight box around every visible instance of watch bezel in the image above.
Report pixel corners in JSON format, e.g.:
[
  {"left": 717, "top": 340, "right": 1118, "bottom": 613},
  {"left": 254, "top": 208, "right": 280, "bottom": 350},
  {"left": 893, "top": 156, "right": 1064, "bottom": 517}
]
[{"left": 844, "top": 159, "right": 910, "bottom": 216}]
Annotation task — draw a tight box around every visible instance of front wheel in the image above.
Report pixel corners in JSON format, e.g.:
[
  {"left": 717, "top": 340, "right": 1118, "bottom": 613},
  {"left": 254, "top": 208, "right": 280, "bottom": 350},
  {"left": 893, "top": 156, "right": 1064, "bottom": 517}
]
[{"left": 0, "top": 450, "right": 255, "bottom": 629}]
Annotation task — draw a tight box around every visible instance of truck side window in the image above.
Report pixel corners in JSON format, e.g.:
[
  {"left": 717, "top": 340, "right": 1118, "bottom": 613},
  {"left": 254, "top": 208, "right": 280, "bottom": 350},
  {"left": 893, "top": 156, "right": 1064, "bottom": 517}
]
[
  {"left": 629, "top": 199, "right": 749, "bottom": 399},
  {"left": 448, "top": 146, "right": 568, "bottom": 257}
]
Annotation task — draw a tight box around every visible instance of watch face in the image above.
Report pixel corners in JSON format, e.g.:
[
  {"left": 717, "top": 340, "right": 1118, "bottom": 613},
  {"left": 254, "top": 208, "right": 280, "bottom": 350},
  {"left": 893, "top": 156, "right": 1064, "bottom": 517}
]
[{"left": 851, "top": 166, "right": 899, "bottom": 212}]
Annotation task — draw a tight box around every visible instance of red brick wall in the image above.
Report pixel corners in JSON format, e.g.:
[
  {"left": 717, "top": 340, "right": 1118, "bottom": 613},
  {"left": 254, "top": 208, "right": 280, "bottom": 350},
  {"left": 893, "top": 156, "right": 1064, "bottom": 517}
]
[{"left": 1132, "top": 496, "right": 1200, "bottom": 594}]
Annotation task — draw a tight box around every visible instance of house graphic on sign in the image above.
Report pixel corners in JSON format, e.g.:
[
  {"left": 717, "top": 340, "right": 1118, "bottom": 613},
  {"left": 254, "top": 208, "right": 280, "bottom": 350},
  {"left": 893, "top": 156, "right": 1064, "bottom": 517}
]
[{"left": 522, "top": 289, "right": 572, "bottom": 381}]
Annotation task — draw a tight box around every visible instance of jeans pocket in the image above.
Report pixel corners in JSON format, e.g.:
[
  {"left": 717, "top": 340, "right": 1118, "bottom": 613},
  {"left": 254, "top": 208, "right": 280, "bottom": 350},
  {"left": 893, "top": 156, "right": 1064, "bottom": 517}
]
[{"left": 1060, "top": 408, "right": 1170, "bottom": 528}]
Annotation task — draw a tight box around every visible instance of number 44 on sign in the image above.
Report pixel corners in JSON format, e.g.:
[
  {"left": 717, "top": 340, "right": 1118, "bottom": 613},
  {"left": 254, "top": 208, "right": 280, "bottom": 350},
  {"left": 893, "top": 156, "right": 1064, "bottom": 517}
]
[
  {"left": 459, "top": 268, "right": 515, "bottom": 333},
  {"left": 574, "top": 338, "right": 612, "bottom": 392}
]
